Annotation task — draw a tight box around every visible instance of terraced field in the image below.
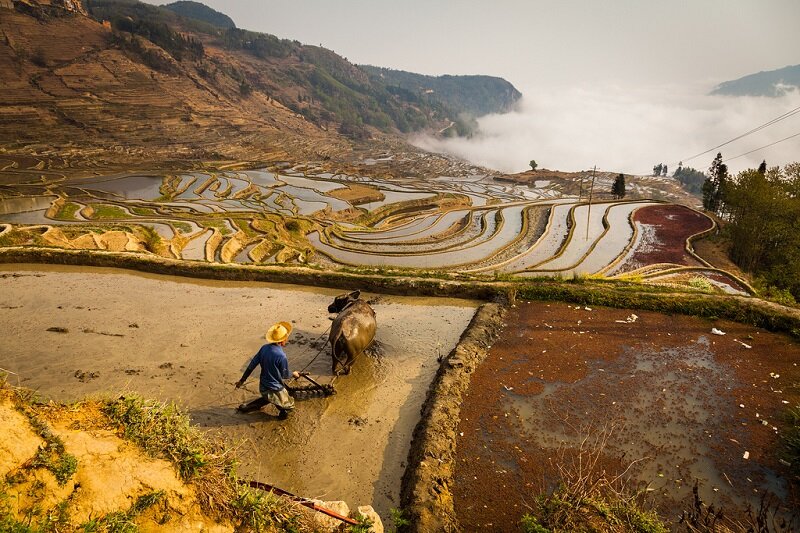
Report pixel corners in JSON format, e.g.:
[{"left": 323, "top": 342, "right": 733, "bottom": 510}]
[{"left": 0, "top": 161, "right": 748, "bottom": 293}]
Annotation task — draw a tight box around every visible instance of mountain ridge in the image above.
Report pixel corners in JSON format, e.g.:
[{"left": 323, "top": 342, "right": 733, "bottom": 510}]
[
  {"left": 162, "top": 0, "right": 235, "bottom": 29},
  {"left": 711, "top": 63, "right": 800, "bottom": 97},
  {"left": 361, "top": 66, "right": 522, "bottom": 118},
  {"left": 0, "top": 0, "right": 522, "bottom": 176}
]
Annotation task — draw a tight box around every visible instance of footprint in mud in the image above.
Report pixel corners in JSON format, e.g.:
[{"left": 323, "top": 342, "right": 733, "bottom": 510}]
[
  {"left": 74, "top": 370, "right": 99, "bottom": 382},
  {"left": 348, "top": 416, "right": 368, "bottom": 428}
]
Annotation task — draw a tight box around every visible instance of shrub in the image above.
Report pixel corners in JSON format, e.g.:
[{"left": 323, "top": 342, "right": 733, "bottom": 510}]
[{"left": 30, "top": 47, "right": 47, "bottom": 67}]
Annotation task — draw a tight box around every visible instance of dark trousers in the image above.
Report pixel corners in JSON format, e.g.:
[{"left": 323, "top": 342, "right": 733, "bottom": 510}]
[{"left": 238, "top": 396, "right": 270, "bottom": 412}]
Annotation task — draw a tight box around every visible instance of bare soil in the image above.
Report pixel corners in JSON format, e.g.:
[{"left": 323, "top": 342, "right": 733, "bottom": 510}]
[
  {"left": 0, "top": 264, "right": 477, "bottom": 520},
  {"left": 0, "top": 393, "right": 231, "bottom": 531},
  {"left": 454, "top": 301, "right": 800, "bottom": 531},
  {"left": 328, "top": 183, "right": 385, "bottom": 205}
]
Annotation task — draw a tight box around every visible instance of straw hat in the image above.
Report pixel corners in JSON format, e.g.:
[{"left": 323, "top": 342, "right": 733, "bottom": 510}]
[{"left": 265, "top": 321, "right": 292, "bottom": 344}]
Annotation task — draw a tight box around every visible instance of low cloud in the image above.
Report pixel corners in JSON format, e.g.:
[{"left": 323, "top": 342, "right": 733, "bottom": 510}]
[{"left": 411, "top": 84, "right": 800, "bottom": 176}]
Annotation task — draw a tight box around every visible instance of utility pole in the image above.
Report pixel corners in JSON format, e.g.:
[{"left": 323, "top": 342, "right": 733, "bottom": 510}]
[{"left": 585, "top": 166, "right": 596, "bottom": 241}]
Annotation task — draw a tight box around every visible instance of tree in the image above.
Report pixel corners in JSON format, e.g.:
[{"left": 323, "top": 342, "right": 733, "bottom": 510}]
[
  {"left": 673, "top": 166, "right": 706, "bottom": 195},
  {"left": 723, "top": 162, "right": 800, "bottom": 301},
  {"left": 612, "top": 173, "right": 626, "bottom": 199},
  {"left": 653, "top": 163, "right": 663, "bottom": 177},
  {"left": 703, "top": 152, "right": 728, "bottom": 214},
  {"left": 662, "top": 164, "right": 668, "bottom": 176},
  {"left": 529, "top": 160, "right": 538, "bottom": 171}
]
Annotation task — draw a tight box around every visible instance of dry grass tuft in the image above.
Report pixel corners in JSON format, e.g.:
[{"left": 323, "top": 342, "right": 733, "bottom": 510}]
[{"left": 521, "top": 424, "right": 667, "bottom": 533}]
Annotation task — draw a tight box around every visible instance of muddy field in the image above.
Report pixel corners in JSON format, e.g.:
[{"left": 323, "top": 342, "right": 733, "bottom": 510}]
[
  {"left": 613, "top": 204, "right": 713, "bottom": 273},
  {"left": 454, "top": 302, "right": 800, "bottom": 531},
  {"left": 0, "top": 264, "right": 478, "bottom": 520}
]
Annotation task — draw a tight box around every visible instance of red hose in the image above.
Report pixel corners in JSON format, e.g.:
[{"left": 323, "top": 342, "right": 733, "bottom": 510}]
[{"left": 246, "top": 480, "right": 360, "bottom": 526}]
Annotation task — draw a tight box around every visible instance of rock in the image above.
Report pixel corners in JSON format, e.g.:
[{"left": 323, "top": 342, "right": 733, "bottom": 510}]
[
  {"left": 447, "top": 357, "right": 464, "bottom": 368},
  {"left": 355, "top": 505, "right": 384, "bottom": 533},
  {"left": 299, "top": 500, "right": 350, "bottom": 531}
]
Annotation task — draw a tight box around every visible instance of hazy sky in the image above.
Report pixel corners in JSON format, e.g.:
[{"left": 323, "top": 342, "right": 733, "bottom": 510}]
[
  {"left": 151, "top": 0, "right": 800, "bottom": 174},
  {"left": 159, "top": 0, "right": 799, "bottom": 90}
]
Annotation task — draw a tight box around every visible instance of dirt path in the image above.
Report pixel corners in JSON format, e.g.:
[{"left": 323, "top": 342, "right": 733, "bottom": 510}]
[
  {"left": 454, "top": 301, "right": 800, "bottom": 531},
  {"left": 0, "top": 264, "right": 477, "bottom": 520}
]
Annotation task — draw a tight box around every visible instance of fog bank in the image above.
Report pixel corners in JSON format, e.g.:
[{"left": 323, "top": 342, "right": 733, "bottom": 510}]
[{"left": 411, "top": 85, "right": 800, "bottom": 176}]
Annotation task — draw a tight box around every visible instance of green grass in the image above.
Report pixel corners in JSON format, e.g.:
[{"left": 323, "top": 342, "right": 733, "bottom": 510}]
[
  {"left": 89, "top": 204, "right": 129, "bottom": 219},
  {"left": 782, "top": 403, "right": 800, "bottom": 478},
  {"left": 100, "top": 395, "right": 308, "bottom": 529},
  {"left": 519, "top": 425, "right": 669, "bottom": 533},
  {"left": 1, "top": 375, "right": 310, "bottom": 532},
  {"left": 202, "top": 219, "right": 232, "bottom": 236},
  {"left": 0, "top": 231, "right": 20, "bottom": 247},
  {"left": 75, "top": 491, "right": 163, "bottom": 533},
  {"left": 231, "top": 218, "right": 259, "bottom": 238},
  {"left": 521, "top": 487, "right": 668, "bottom": 533},
  {"left": 31, "top": 448, "right": 78, "bottom": 486},
  {"left": 688, "top": 276, "right": 714, "bottom": 292},
  {"left": 54, "top": 202, "right": 81, "bottom": 220},
  {"left": 388, "top": 508, "right": 410, "bottom": 531},
  {"left": 171, "top": 221, "right": 192, "bottom": 233},
  {"left": 0, "top": 479, "right": 72, "bottom": 533},
  {"left": 136, "top": 226, "right": 161, "bottom": 253},
  {"left": 15, "top": 406, "right": 78, "bottom": 486},
  {"left": 231, "top": 487, "right": 303, "bottom": 532},
  {"left": 102, "top": 396, "right": 215, "bottom": 482},
  {"left": 347, "top": 513, "right": 375, "bottom": 532}
]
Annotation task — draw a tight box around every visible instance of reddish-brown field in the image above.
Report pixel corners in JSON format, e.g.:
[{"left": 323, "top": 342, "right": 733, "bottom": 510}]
[
  {"left": 454, "top": 301, "right": 800, "bottom": 531},
  {"left": 617, "top": 204, "right": 714, "bottom": 271}
]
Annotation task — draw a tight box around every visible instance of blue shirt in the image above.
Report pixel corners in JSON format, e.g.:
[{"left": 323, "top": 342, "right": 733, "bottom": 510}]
[{"left": 240, "top": 343, "right": 290, "bottom": 393}]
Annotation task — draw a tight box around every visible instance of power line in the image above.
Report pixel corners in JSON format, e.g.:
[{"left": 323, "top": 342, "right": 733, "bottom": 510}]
[
  {"left": 723, "top": 130, "right": 800, "bottom": 163},
  {"left": 680, "top": 104, "right": 800, "bottom": 164}
]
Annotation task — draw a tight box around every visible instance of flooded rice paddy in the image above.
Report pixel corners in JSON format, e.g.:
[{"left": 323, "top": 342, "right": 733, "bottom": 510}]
[
  {"left": 0, "top": 165, "right": 742, "bottom": 289},
  {"left": 455, "top": 301, "right": 800, "bottom": 530}
]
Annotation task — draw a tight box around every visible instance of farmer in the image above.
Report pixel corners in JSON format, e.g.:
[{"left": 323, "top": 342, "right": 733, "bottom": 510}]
[{"left": 235, "top": 321, "right": 300, "bottom": 419}]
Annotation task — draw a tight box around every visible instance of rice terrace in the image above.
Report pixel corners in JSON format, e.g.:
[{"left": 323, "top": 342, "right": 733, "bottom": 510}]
[{"left": 1, "top": 1, "right": 800, "bottom": 532}]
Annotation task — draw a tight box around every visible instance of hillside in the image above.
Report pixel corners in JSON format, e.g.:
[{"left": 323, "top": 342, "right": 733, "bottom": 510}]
[
  {"left": 361, "top": 66, "right": 522, "bottom": 118},
  {"left": 711, "top": 63, "right": 800, "bottom": 96},
  {"left": 0, "top": 0, "right": 521, "bottom": 175},
  {"left": 163, "top": 0, "right": 235, "bottom": 29},
  {"left": 0, "top": 0, "right": 343, "bottom": 172}
]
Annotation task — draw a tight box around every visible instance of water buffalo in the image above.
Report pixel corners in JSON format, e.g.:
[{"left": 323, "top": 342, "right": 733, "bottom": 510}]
[{"left": 327, "top": 290, "right": 376, "bottom": 375}]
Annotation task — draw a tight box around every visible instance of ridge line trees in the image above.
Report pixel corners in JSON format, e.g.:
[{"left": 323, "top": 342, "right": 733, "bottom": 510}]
[
  {"left": 702, "top": 153, "right": 728, "bottom": 214},
  {"left": 612, "top": 173, "right": 626, "bottom": 199},
  {"left": 714, "top": 158, "right": 800, "bottom": 302}
]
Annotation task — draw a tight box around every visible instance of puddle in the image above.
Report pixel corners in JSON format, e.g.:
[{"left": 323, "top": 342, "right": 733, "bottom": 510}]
[
  {"left": 67, "top": 175, "right": 163, "bottom": 200},
  {"left": 0, "top": 195, "right": 58, "bottom": 215}
]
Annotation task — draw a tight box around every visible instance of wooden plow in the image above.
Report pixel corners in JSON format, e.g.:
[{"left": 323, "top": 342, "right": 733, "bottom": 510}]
[{"left": 285, "top": 372, "right": 335, "bottom": 397}]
